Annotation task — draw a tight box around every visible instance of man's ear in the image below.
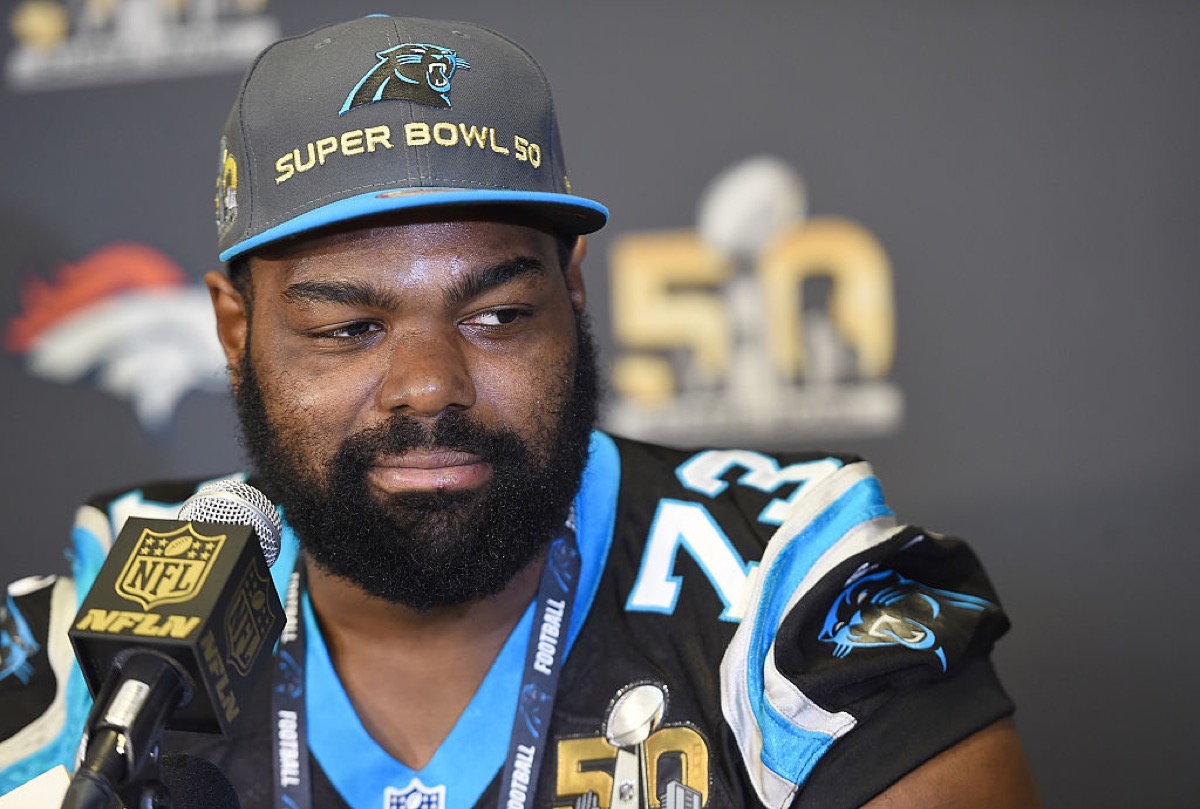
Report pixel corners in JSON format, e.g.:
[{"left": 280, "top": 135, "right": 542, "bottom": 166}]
[
  {"left": 204, "top": 270, "right": 249, "bottom": 380},
  {"left": 565, "top": 236, "right": 588, "bottom": 312}
]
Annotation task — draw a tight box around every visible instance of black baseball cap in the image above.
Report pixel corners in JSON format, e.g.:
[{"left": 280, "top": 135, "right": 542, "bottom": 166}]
[{"left": 214, "top": 15, "right": 608, "bottom": 262}]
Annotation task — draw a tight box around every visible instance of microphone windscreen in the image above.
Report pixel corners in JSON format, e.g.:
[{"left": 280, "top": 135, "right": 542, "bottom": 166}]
[
  {"left": 158, "top": 753, "right": 241, "bottom": 809},
  {"left": 177, "top": 480, "right": 282, "bottom": 566}
]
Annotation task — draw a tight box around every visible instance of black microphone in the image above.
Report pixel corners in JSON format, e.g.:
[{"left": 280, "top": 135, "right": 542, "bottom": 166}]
[
  {"left": 158, "top": 754, "right": 242, "bottom": 809},
  {"left": 61, "top": 481, "right": 285, "bottom": 809}
]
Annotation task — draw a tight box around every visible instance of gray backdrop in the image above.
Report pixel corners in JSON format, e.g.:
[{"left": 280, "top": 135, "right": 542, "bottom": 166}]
[{"left": 3, "top": 1, "right": 1197, "bottom": 805}]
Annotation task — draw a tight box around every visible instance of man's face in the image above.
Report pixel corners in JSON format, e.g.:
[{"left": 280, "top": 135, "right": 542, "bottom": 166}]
[{"left": 210, "top": 217, "right": 598, "bottom": 610}]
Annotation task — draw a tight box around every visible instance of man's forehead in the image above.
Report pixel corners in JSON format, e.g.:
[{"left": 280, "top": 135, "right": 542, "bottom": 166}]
[{"left": 232, "top": 209, "right": 579, "bottom": 313}]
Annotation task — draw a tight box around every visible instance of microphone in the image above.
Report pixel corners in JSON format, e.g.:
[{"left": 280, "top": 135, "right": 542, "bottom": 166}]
[
  {"left": 62, "top": 480, "right": 285, "bottom": 809},
  {"left": 158, "top": 754, "right": 241, "bottom": 809}
]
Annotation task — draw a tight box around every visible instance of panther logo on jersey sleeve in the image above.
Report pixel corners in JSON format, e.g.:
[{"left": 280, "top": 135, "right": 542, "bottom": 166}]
[{"left": 819, "top": 568, "right": 995, "bottom": 671}]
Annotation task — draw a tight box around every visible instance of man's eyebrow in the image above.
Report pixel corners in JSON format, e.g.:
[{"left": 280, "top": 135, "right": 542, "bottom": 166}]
[
  {"left": 278, "top": 257, "right": 552, "bottom": 311},
  {"left": 442, "top": 256, "right": 551, "bottom": 308},
  {"left": 281, "top": 279, "right": 403, "bottom": 311}
]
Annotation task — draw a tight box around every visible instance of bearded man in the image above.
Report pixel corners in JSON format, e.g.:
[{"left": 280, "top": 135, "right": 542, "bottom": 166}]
[{"left": 0, "top": 15, "right": 1040, "bottom": 809}]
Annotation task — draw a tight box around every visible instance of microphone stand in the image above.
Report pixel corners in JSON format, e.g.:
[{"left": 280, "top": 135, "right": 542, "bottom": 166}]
[{"left": 60, "top": 651, "right": 193, "bottom": 809}]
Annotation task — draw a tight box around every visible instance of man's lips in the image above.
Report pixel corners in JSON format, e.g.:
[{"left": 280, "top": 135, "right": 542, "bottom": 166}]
[{"left": 366, "top": 449, "right": 492, "bottom": 492}]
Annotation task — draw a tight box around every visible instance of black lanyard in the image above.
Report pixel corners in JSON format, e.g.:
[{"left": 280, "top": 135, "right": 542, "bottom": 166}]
[
  {"left": 271, "top": 522, "right": 580, "bottom": 809},
  {"left": 271, "top": 563, "right": 311, "bottom": 808}
]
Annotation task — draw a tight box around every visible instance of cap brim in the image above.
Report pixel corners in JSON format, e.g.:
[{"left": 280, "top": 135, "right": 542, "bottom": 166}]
[{"left": 219, "top": 187, "right": 608, "bottom": 262}]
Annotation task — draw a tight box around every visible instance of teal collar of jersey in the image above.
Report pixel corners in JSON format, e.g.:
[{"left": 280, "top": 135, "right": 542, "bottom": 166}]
[{"left": 267, "top": 430, "right": 620, "bottom": 809}]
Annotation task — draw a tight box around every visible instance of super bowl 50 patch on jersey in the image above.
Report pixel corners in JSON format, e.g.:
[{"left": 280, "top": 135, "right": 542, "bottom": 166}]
[{"left": 553, "top": 682, "right": 707, "bottom": 808}]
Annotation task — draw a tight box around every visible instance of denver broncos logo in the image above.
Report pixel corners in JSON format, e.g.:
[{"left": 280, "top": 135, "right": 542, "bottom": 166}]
[
  {"left": 340, "top": 42, "right": 470, "bottom": 113},
  {"left": 3, "top": 243, "right": 227, "bottom": 431},
  {"left": 818, "top": 568, "right": 994, "bottom": 671}
]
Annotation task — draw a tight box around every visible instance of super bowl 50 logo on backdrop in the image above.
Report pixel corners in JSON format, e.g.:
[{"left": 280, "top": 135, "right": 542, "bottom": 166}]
[
  {"left": 6, "top": 0, "right": 279, "bottom": 91},
  {"left": 604, "top": 156, "right": 903, "bottom": 446}
]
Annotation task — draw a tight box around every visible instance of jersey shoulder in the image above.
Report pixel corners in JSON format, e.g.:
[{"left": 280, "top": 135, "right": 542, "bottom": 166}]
[
  {"left": 602, "top": 436, "right": 1014, "bottom": 808},
  {"left": 610, "top": 435, "right": 859, "bottom": 549},
  {"left": 0, "top": 574, "right": 82, "bottom": 793}
]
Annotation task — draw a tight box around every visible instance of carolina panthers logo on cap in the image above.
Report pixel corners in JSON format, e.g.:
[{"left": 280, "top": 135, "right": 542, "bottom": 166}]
[
  {"left": 818, "top": 569, "right": 994, "bottom": 671},
  {"left": 341, "top": 43, "right": 470, "bottom": 114}
]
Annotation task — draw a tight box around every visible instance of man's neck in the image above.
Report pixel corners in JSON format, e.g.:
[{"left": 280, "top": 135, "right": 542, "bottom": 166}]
[{"left": 303, "top": 551, "right": 547, "bottom": 770}]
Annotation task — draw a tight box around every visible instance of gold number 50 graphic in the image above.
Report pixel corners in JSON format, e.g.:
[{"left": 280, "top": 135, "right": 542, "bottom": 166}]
[{"left": 610, "top": 217, "right": 896, "bottom": 409}]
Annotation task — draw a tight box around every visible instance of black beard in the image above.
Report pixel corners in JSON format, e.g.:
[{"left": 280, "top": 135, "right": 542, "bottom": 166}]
[{"left": 233, "top": 315, "right": 600, "bottom": 611}]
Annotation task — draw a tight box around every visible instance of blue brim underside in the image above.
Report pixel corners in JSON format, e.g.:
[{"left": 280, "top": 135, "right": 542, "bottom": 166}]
[{"left": 220, "top": 188, "right": 609, "bottom": 262}]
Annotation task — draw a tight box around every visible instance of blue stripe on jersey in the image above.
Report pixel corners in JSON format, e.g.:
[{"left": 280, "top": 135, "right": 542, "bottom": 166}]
[
  {"left": 565, "top": 432, "right": 620, "bottom": 650},
  {"left": 748, "top": 476, "right": 893, "bottom": 783}
]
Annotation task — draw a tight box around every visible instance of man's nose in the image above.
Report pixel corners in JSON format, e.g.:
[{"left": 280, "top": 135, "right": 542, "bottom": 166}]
[{"left": 376, "top": 328, "right": 476, "bottom": 417}]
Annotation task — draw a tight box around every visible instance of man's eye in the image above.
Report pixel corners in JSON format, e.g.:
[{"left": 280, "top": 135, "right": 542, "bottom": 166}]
[
  {"left": 472, "top": 309, "right": 524, "bottom": 326},
  {"left": 320, "top": 322, "right": 381, "bottom": 339}
]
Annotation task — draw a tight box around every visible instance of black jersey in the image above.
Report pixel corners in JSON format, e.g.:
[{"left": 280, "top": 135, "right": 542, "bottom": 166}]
[{"left": 0, "top": 432, "right": 1013, "bottom": 807}]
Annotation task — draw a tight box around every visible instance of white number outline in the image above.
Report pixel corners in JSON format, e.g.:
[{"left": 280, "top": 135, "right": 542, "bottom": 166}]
[{"left": 626, "top": 450, "right": 842, "bottom": 621}]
